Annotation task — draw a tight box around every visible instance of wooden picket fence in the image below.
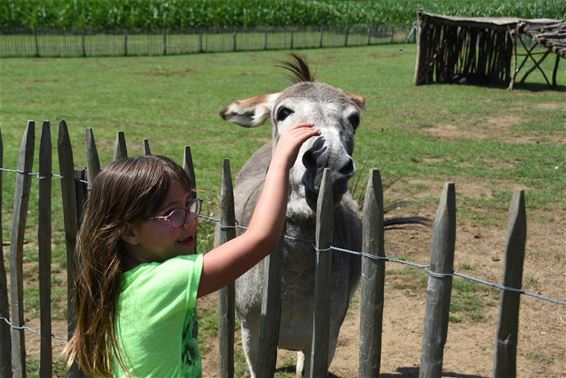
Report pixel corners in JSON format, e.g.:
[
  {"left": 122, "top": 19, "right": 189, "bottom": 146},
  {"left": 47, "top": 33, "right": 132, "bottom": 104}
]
[{"left": 0, "top": 120, "right": 542, "bottom": 377}]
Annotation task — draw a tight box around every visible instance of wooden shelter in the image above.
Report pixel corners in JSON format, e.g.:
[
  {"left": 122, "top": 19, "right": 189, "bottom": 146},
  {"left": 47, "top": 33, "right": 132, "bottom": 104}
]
[{"left": 414, "top": 11, "right": 565, "bottom": 89}]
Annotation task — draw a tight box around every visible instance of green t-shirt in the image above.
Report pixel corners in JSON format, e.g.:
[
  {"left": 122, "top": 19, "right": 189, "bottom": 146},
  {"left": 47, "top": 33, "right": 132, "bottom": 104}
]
[{"left": 113, "top": 254, "right": 204, "bottom": 377}]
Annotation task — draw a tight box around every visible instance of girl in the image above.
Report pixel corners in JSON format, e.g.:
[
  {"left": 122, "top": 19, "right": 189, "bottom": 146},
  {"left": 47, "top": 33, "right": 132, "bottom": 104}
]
[{"left": 64, "top": 122, "right": 320, "bottom": 377}]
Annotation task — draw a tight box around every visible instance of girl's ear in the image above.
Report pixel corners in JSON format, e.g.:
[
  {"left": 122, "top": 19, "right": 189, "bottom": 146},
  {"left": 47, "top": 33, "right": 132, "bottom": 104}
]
[{"left": 121, "top": 224, "right": 140, "bottom": 246}]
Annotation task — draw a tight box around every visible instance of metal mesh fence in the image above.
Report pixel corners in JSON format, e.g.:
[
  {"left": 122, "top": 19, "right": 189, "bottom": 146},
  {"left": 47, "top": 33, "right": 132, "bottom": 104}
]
[{"left": 0, "top": 25, "right": 414, "bottom": 58}]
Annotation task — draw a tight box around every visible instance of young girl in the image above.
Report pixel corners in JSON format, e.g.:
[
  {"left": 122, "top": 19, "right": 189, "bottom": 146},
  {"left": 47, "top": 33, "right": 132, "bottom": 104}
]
[{"left": 63, "top": 122, "right": 319, "bottom": 377}]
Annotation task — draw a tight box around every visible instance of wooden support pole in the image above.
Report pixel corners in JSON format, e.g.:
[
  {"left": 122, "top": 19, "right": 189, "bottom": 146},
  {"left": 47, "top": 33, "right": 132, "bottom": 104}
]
[
  {"left": 309, "top": 169, "right": 333, "bottom": 377},
  {"left": 420, "top": 183, "right": 456, "bottom": 378},
  {"left": 217, "top": 159, "right": 235, "bottom": 378},
  {"left": 10, "top": 121, "right": 35, "bottom": 378},
  {"left": 38, "top": 121, "right": 53, "bottom": 378},
  {"left": 0, "top": 128, "right": 13, "bottom": 378},
  {"left": 551, "top": 54, "right": 560, "bottom": 87},
  {"left": 493, "top": 191, "right": 527, "bottom": 378},
  {"left": 359, "top": 170, "right": 385, "bottom": 377}
]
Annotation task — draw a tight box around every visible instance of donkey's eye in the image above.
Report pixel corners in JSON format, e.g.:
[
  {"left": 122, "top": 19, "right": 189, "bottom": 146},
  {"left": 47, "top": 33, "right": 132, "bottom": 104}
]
[
  {"left": 276, "top": 106, "right": 294, "bottom": 122},
  {"left": 348, "top": 113, "right": 360, "bottom": 129}
]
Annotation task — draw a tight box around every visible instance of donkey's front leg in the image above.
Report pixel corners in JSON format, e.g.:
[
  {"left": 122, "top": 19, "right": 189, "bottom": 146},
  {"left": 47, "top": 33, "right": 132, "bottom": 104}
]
[{"left": 240, "top": 319, "right": 260, "bottom": 378}]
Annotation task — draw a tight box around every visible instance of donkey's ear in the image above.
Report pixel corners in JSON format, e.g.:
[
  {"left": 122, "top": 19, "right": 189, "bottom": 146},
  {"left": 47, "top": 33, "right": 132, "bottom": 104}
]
[
  {"left": 345, "top": 91, "right": 366, "bottom": 110},
  {"left": 220, "top": 93, "right": 280, "bottom": 128}
]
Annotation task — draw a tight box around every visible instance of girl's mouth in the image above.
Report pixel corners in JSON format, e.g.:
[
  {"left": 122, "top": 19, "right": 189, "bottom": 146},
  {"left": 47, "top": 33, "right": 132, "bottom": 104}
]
[{"left": 177, "top": 235, "right": 194, "bottom": 246}]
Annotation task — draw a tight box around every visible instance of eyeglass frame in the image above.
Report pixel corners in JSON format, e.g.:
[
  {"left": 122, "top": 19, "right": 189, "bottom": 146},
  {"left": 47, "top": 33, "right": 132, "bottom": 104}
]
[{"left": 148, "top": 198, "right": 202, "bottom": 229}]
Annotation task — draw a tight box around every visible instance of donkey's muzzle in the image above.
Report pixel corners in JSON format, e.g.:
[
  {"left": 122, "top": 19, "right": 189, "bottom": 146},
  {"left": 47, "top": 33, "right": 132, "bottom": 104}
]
[{"left": 302, "top": 136, "right": 355, "bottom": 208}]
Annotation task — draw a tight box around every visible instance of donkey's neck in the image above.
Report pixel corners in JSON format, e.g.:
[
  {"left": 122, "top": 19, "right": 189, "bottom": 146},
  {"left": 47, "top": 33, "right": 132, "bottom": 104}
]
[{"left": 286, "top": 180, "right": 317, "bottom": 222}]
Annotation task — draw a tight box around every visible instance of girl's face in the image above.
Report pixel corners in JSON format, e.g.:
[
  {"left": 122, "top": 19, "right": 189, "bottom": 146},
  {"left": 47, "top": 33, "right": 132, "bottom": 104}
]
[{"left": 122, "top": 181, "right": 198, "bottom": 267}]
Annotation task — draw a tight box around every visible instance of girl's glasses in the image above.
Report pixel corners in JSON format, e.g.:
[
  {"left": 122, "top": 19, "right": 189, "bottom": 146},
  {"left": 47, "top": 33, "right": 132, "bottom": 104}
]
[{"left": 149, "top": 199, "right": 202, "bottom": 229}]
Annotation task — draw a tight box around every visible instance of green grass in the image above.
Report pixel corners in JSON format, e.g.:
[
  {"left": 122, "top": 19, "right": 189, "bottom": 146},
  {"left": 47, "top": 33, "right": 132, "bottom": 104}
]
[{"left": 1, "top": 44, "right": 564, "bottom": 376}]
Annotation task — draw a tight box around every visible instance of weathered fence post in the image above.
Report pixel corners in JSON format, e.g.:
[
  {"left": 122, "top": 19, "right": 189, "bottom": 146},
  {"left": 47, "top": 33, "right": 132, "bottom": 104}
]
[
  {"left": 419, "top": 182, "right": 456, "bottom": 378},
  {"left": 163, "top": 28, "right": 167, "bottom": 56},
  {"left": 0, "top": 128, "right": 13, "bottom": 378},
  {"left": 85, "top": 128, "right": 101, "bottom": 192},
  {"left": 216, "top": 159, "right": 235, "bottom": 378},
  {"left": 255, "top": 224, "right": 284, "bottom": 376},
  {"left": 263, "top": 30, "right": 268, "bottom": 50},
  {"left": 290, "top": 30, "right": 294, "bottom": 50},
  {"left": 113, "top": 131, "right": 128, "bottom": 161},
  {"left": 58, "top": 120, "right": 85, "bottom": 378},
  {"left": 493, "top": 191, "right": 526, "bottom": 378},
  {"left": 143, "top": 139, "right": 151, "bottom": 155},
  {"left": 232, "top": 30, "right": 237, "bottom": 52},
  {"left": 80, "top": 30, "right": 86, "bottom": 57},
  {"left": 34, "top": 30, "right": 40, "bottom": 57},
  {"left": 123, "top": 29, "right": 128, "bottom": 56},
  {"left": 359, "top": 169, "right": 385, "bottom": 377},
  {"left": 309, "top": 168, "right": 333, "bottom": 377},
  {"left": 38, "top": 121, "right": 53, "bottom": 378},
  {"left": 10, "top": 121, "right": 35, "bottom": 378},
  {"left": 367, "top": 25, "right": 372, "bottom": 45},
  {"left": 183, "top": 146, "right": 196, "bottom": 194},
  {"left": 344, "top": 27, "right": 350, "bottom": 47},
  {"left": 319, "top": 25, "right": 324, "bottom": 48}
]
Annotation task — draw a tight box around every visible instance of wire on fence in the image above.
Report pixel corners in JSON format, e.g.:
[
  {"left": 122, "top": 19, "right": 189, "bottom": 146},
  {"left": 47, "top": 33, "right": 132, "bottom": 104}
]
[
  {"left": 0, "top": 316, "right": 67, "bottom": 342},
  {"left": 0, "top": 167, "right": 89, "bottom": 184},
  {"left": 1, "top": 179, "right": 564, "bottom": 344},
  {"left": 203, "top": 215, "right": 566, "bottom": 306}
]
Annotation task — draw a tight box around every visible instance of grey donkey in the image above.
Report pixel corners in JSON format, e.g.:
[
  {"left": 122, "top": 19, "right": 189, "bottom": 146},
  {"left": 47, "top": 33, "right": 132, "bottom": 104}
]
[{"left": 220, "top": 53, "right": 365, "bottom": 377}]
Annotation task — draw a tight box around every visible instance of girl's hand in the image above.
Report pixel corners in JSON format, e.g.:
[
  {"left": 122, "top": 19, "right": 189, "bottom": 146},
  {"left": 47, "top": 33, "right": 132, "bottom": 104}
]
[{"left": 273, "top": 123, "right": 320, "bottom": 169}]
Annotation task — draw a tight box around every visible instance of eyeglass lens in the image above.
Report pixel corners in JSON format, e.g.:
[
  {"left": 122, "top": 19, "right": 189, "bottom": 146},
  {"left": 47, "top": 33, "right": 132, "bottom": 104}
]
[{"left": 169, "top": 200, "right": 200, "bottom": 228}]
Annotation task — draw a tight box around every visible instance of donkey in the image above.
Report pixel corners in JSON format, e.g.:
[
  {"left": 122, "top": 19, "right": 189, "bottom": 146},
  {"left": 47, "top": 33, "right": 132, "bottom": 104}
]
[{"left": 220, "top": 53, "right": 365, "bottom": 376}]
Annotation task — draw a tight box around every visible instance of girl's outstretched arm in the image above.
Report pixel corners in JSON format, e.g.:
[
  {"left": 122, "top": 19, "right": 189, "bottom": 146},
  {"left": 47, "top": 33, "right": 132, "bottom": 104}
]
[{"left": 198, "top": 123, "right": 319, "bottom": 297}]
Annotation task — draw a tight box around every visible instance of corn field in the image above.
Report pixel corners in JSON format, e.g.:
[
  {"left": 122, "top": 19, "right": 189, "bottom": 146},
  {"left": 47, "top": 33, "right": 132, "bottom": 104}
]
[{"left": 1, "top": 0, "right": 564, "bottom": 30}]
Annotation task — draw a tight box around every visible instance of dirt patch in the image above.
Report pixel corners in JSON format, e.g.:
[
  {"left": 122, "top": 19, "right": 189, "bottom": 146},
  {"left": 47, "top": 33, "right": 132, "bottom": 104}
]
[
  {"left": 418, "top": 113, "right": 564, "bottom": 145},
  {"left": 534, "top": 102, "right": 566, "bottom": 111}
]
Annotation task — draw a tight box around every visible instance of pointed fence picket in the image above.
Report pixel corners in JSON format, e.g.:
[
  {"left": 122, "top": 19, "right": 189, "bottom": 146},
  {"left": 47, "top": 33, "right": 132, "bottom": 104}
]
[
  {"left": 217, "top": 159, "right": 236, "bottom": 378},
  {"left": 0, "top": 129, "right": 11, "bottom": 377},
  {"left": 38, "top": 122, "right": 53, "bottom": 378},
  {"left": 9, "top": 121, "right": 34, "bottom": 378},
  {"left": 0, "top": 121, "right": 560, "bottom": 378}
]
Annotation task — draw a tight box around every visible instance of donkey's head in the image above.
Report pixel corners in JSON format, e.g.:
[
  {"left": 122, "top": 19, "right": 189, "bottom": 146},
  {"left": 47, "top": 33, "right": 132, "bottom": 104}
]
[{"left": 220, "top": 53, "right": 365, "bottom": 212}]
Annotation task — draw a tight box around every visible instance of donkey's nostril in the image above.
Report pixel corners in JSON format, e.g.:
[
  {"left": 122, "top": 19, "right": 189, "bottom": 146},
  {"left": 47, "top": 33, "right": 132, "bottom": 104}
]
[
  {"left": 302, "top": 136, "right": 327, "bottom": 171},
  {"left": 338, "top": 158, "right": 355, "bottom": 178}
]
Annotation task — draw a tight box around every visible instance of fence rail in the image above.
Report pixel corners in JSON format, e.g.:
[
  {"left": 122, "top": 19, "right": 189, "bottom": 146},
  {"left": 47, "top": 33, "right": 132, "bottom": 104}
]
[
  {"left": 1, "top": 121, "right": 565, "bottom": 377},
  {"left": 0, "top": 25, "right": 414, "bottom": 58}
]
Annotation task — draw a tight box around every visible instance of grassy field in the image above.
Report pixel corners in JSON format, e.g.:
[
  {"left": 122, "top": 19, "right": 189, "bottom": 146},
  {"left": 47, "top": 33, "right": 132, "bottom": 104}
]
[{"left": 0, "top": 44, "right": 565, "bottom": 376}]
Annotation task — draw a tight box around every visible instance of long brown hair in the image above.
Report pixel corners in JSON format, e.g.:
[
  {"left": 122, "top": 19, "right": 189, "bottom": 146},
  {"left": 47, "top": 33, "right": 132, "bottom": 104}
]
[{"left": 64, "top": 155, "right": 193, "bottom": 376}]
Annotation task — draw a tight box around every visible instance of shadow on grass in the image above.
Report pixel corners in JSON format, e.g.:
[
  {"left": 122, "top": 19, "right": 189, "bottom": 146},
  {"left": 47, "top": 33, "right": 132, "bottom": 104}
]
[
  {"left": 512, "top": 82, "right": 566, "bottom": 92},
  {"left": 380, "top": 366, "right": 483, "bottom": 378}
]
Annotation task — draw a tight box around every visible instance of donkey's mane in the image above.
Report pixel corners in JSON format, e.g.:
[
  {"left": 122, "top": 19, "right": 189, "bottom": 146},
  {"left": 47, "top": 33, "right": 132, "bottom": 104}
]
[{"left": 277, "top": 52, "right": 316, "bottom": 83}]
